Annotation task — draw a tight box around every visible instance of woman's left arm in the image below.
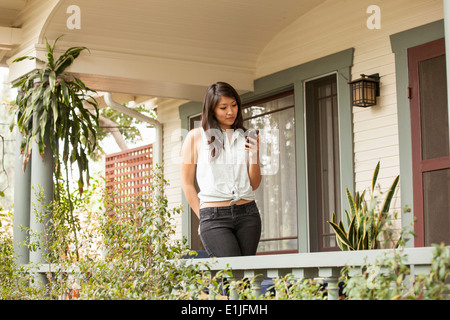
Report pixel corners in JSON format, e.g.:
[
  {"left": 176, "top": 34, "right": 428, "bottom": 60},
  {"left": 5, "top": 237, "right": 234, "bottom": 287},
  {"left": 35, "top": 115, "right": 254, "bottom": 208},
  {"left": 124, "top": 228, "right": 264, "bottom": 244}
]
[{"left": 246, "top": 135, "right": 262, "bottom": 190}]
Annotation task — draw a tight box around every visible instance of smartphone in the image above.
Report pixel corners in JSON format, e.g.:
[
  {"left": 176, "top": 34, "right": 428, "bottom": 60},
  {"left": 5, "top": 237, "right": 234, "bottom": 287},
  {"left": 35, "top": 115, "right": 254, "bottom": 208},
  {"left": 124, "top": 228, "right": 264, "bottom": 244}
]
[{"left": 247, "top": 129, "right": 259, "bottom": 145}]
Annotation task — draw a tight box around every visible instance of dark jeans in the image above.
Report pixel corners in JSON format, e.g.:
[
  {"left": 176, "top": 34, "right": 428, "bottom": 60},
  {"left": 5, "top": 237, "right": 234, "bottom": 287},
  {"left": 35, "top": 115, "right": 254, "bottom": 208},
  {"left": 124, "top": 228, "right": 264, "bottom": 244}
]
[{"left": 199, "top": 201, "right": 261, "bottom": 257}]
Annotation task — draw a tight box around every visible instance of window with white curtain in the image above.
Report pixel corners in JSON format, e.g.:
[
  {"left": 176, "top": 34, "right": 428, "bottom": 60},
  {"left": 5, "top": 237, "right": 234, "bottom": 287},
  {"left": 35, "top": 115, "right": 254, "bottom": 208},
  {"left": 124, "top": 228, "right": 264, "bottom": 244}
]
[
  {"left": 305, "top": 74, "right": 341, "bottom": 252},
  {"left": 243, "top": 91, "right": 298, "bottom": 254}
]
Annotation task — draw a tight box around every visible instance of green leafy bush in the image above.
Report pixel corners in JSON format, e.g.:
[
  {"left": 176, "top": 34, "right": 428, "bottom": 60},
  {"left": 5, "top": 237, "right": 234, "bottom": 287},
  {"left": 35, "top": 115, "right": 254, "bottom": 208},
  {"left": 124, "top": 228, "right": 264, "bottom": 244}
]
[
  {"left": 72, "top": 165, "right": 209, "bottom": 299},
  {"left": 1, "top": 165, "right": 211, "bottom": 299},
  {"left": 342, "top": 243, "right": 450, "bottom": 300},
  {"left": 0, "top": 211, "right": 45, "bottom": 299},
  {"left": 1, "top": 164, "right": 448, "bottom": 300}
]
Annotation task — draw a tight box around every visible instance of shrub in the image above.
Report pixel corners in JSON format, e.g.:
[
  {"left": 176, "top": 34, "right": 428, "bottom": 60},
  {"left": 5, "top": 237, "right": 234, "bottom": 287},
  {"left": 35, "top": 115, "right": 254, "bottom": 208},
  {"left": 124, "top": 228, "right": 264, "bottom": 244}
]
[
  {"left": 1, "top": 165, "right": 448, "bottom": 300},
  {"left": 342, "top": 243, "right": 449, "bottom": 300},
  {"left": 1, "top": 165, "right": 211, "bottom": 300},
  {"left": 0, "top": 211, "right": 45, "bottom": 299}
]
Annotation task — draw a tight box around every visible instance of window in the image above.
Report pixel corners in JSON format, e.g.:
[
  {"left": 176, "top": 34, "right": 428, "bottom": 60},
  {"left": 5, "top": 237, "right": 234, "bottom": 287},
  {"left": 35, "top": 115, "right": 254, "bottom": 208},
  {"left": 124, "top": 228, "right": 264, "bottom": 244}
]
[
  {"left": 306, "top": 74, "right": 341, "bottom": 252},
  {"left": 180, "top": 49, "right": 355, "bottom": 253},
  {"left": 243, "top": 91, "right": 298, "bottom": 254}
]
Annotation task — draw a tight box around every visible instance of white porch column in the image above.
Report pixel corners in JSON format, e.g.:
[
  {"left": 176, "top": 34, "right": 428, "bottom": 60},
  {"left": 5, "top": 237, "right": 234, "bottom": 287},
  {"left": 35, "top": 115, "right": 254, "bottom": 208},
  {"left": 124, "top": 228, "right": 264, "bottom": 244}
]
[
  {"left": 445, "top": 0, "right": 450, "bottom": 148},
  {"left": 13, "top": 130, "right": 31, "bottom": 264},
  {"left": 29, "top": 138, "right": 54, "bottom": 285}
]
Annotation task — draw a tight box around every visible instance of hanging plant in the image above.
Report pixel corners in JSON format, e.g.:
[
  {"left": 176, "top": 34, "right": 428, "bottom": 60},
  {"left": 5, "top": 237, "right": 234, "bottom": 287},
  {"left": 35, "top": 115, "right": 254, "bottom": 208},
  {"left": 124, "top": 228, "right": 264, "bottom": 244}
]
[
  {"left": 10, "top": 36, "right": 99, "bottom": 259},
  {"left": 10, "top": 36, "right": 98, "bottom": 193}
]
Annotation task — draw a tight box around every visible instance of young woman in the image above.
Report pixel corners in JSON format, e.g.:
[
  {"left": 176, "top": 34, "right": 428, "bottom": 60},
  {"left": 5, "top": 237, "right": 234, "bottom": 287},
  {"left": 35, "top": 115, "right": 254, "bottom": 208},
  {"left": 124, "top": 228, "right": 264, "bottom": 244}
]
[{"left": 181, "top": 82, "right": 262, "bottom": 257}]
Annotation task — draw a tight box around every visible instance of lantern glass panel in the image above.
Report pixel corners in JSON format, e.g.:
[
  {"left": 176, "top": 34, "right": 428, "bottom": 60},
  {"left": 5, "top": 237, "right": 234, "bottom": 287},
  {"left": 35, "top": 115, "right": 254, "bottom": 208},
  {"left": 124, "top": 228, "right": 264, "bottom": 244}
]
[{"left": 350, "top": 77, "right": 378, "bottom": 107}]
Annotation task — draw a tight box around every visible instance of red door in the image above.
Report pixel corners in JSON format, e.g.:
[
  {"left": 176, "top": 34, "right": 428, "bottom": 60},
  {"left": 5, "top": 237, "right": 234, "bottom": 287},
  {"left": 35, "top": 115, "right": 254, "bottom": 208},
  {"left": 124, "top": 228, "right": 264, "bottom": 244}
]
[{"left": 408, "top": 38, "right": 450, "bottom": 247}]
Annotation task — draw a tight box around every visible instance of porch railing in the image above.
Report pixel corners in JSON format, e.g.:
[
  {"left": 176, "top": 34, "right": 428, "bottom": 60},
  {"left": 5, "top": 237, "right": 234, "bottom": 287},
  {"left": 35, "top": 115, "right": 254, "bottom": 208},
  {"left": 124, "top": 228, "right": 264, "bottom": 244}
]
[
  {"left": 30, "top": 247, "right": 437, "bottom": 300},
  {"left": 188, "top": 247, "right": 437, "bottom": 300}
]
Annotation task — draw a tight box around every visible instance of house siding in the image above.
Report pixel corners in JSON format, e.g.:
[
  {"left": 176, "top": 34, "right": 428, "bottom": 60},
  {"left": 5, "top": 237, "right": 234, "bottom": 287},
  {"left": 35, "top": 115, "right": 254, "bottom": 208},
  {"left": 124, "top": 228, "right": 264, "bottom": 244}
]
[
  {"left": 158, "top": 99, "right": 187, "bottom": 239},
  {"left": 164, "top": 0, "right": 444, "bottom": 242},
  {"left": 255, "top": 0, "right": 444, "bottom": 232}
]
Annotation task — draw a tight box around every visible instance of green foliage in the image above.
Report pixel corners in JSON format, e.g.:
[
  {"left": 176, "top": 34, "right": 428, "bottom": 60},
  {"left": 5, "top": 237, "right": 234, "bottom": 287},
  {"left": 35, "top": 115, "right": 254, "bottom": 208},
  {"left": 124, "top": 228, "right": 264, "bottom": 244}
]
[
  {"left": 92, "top": 105, "right": 157, "bottom": 160},
  {"left": 75, "top": 165, "right": 208, "bottom": 299},
  {"left": 328, "top": 161, "right": 400, "bottom": 250},
  {"left": 10, "top": 36, "right": 99, "bottom": 195},
  {"left": 10, "top": 36, "right": 99, "bottom": 262},
  {"left": 0, "top": 211, "right": 46, "bottom": 299},
  {"left": 342, "top": 243, "right": 450, "bottom": 300},
  {"left": 262, "top": 275, "right": 325, "bottom": 300},
  {"left": 1, "top": 165, "right": 213, "bottom": 300},
  {"left": 97, "top": 105, "right": 156, "bottom": 142},
  {"left": 1, "top": 164, "right": 447, "bottom": 300}
]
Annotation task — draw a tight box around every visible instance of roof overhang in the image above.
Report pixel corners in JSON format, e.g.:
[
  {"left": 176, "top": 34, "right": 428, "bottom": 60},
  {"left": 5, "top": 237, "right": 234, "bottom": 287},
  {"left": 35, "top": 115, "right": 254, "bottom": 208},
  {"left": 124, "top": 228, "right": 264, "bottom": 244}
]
[{"left": 3, "top": 0, "right": 327, "bottom": 100}]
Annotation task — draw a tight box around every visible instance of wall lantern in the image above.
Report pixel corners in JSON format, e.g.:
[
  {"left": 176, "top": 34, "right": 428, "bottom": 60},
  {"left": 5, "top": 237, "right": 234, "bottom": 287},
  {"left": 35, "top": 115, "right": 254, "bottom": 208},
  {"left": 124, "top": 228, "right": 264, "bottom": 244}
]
[{"left": 349, "top": 73, "right": 380, "bottom": 107}]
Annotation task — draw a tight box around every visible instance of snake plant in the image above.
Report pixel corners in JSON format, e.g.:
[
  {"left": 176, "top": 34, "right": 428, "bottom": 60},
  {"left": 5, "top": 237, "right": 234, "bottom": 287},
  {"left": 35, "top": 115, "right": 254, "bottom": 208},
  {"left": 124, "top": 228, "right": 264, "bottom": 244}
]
[{"left": 328, "top": 161, "right": 399, "bottom": 251}]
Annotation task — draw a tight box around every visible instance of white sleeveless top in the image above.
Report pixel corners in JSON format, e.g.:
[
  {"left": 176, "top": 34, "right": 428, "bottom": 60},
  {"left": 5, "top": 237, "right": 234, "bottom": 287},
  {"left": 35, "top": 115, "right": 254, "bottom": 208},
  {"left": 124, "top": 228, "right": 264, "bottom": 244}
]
[{"left": 196, "top": 127, "right": 255, "bottom": 205}]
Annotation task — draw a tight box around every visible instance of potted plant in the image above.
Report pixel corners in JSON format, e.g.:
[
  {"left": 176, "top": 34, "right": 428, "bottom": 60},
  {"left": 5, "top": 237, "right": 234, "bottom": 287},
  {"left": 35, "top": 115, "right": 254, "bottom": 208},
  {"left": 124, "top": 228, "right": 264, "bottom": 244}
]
[{"left": 327, "top": 161, "right": 400, "bottom": 251}]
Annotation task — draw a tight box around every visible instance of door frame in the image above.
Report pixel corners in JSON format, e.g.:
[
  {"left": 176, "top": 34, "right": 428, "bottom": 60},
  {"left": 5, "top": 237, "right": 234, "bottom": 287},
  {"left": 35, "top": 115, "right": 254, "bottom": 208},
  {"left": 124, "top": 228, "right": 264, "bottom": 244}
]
[
  {"left": 408, "top": 37, "right": 449, "bottom": 247},
  {"left": 390, "top": 19, "right": 445, "bottom": 248}
]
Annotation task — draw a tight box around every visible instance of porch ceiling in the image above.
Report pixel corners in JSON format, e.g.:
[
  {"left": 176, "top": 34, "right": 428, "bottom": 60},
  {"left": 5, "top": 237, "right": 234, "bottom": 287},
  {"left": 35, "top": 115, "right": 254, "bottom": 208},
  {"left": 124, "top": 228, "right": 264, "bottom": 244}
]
[
  {"left": 0, "top": 0, "right": 26, "bottom": 64},
  {"left": 0, "top": 0, "right": 26, "bottom": 27},
  {"left": 2, "top": 0, "right": 326, "bottom": 101}
]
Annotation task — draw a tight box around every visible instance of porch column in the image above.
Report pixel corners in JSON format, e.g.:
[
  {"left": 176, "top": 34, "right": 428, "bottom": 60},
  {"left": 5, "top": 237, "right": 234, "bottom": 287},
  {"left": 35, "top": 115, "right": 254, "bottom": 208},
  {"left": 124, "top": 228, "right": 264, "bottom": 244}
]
[
  {"left": 29, "top": 139, "right": 54, "bottom": 282},
  {"left": 445, "top": 0, "right": 450, "bottom": 147},
  {"left": 13, "top": 130, "right": 31, "bottom": 264}
]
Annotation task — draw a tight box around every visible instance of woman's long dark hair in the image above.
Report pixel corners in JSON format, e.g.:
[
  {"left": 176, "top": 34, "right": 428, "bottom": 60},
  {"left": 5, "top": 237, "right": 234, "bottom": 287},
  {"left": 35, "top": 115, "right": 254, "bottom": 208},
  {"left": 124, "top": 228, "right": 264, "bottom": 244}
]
[{"left": 201, "top": 82, "right": 246, "bottom": 160}]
